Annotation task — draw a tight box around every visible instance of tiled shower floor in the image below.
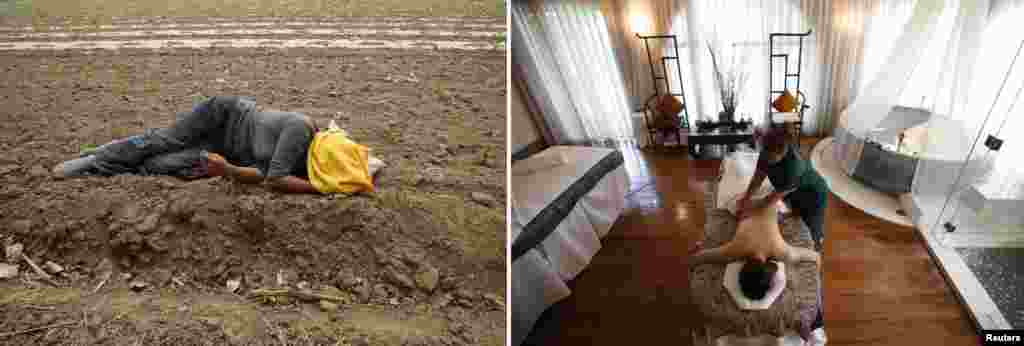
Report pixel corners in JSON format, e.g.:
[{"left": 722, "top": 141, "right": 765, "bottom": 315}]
[{"left": 956, "top": 247, "right": 1024, "bottom": 328}]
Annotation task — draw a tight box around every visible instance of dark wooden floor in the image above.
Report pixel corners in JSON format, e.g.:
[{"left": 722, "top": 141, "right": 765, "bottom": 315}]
[{"left": 522, "top": 139, "right": 980, "bottom": 345}]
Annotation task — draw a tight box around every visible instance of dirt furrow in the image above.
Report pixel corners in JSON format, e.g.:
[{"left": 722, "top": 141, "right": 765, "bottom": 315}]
[
  {"left": 0, "top": 19, "right": 506, "bottom": 33},
  {"left": 0, "top": 38, "right": 504, "bottom": 51},
  {"left": 0, "top": 28, "right": 503, "bottom": 42},
  {"left": 1, "top": 15, "right": 505, "bottom": 26}
]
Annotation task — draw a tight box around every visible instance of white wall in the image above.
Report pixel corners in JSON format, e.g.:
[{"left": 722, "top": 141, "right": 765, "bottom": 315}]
[{"left": 511, "top": 82, "right": 543, "bottom": 153}]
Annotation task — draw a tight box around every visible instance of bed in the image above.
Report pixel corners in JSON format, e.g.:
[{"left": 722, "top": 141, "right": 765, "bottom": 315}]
[
  {"left": 688, "top": 151, "right": 821, "bottom": 346},
  {"left": 510, "top": 145, "right": 629, "bottom": 346}
]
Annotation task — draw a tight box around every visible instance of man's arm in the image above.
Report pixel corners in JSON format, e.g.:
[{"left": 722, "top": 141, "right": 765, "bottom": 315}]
[
  {"left": 208, "top": 151, "right": 319, "bottom": 193},
  {"left": 223, "top": 164, "right": 319, "bottom": 194},
  {"left": 224, "top": 165, "right": 264, "bottom": 184},
  {"left": 266, "top": 176, "right": 320, "bottom": 194}
]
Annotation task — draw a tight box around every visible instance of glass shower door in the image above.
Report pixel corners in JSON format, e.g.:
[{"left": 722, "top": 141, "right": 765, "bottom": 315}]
[
  {"left": 930, "top": 131, "right": 1024, "bottom": 248},
  {"left": 928, "top": 43, "right": 1024, "bottom": 248}
]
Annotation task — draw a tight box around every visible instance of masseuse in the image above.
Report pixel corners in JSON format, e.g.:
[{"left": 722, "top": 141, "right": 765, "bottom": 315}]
[{"left": 737, "top": 127, "right": 830, "bottom": 251}]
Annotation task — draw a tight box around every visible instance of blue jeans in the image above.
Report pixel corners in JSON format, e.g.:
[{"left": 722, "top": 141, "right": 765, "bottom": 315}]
[{"left": 89, "top": 96, "right": 255, "bottom": 177}]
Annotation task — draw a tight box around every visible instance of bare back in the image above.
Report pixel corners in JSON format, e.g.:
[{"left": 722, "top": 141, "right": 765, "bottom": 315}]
[
  {"left": 690, "top": 198, "right": 819, "bottom": 266},
  {"left": 730, "top": 201, "right": 790, "bottom": 260}
]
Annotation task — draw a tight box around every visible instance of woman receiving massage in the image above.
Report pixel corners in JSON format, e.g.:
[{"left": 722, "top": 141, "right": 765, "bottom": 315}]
[{"left": 688, "top": 127, "right": 830, "bottom": 345}]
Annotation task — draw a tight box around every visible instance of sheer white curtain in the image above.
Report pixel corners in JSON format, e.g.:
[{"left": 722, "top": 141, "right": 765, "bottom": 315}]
[
  {"left": 511, "top": 0, "right": 636, "bottom": 146},
  {"left": 817, "top": 0, "right": 873, "bottom": 133},
  {"left": 858, "top": 0, "right": 917, "bottom": 96},
  {"left": 947, "top": 1, "right": 1024, "bottom": 212},
  {"left": 843, "top": 0, "right": 951, "bottom": 135},
  {"left": 857, "top": 0, "right": 974, "bottom": 114},
  {"left": 603, "top": 0, "right": 681, "bottom": 110}
]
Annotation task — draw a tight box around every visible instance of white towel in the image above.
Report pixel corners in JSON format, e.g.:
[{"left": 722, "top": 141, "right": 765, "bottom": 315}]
[{"left": 723, "top": 261, "right": 786, "bottom": 310}]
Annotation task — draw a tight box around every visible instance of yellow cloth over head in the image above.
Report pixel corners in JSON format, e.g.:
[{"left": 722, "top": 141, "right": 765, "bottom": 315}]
[{"left": 306, "top": 129, "right": 374, "bottom": 194}]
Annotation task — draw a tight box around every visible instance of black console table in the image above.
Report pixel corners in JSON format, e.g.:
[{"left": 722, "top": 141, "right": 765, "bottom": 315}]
[{"left": 687, "top": 128, "right": 755, "bottom": 159}]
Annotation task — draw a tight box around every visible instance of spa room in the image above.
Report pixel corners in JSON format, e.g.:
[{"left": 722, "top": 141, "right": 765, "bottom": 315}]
[{"left": 509, "top": 0, "right": 1024, "bottom": 345}]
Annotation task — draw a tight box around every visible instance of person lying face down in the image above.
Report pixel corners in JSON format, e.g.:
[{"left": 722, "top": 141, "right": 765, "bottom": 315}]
[
  {"left": 52, "top": 96, "right": 385, "bottom": 194},
  {"left": 688, "top": 195, "right": 819, "bottom": 292}
]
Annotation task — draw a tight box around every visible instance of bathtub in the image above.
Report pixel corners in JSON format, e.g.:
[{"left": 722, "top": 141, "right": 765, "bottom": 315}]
[{"left": 833, "top": 106, "right": 988, "bottom": 195}]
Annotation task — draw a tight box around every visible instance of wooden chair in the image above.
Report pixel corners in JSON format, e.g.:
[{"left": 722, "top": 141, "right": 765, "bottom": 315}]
[
  {"left": 768, "top": 30, "right": 812, "bottom": 150},
  {"left": 770, "top": 90, "right": 809, "bottom": 148},
  {"left": 642, "top": 94, "right": 685, "bottom": 148}
]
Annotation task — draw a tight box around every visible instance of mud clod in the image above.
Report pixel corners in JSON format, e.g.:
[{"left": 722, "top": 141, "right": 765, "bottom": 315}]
[
  {"left": 387, "top": 269, "right": 416, "bottom": 291},
  {"left": 415, "top": 266, "right": 440, "bottom": 292},
  {"left": 12, "top": 220, "right": 32, "bottom": 235},
  {"left": 136, "top": 213, "right": 160, "bottom": 234},
  {"left": 130, "top": 280, "right": 150, "bottom": 292},
  {"left": 470, "top": 192, "right": 497, "bottom": 207},
  {"left": 319, "top": 300, "right": 339, "bottom": 312},
  {"left": 43, "top": 261, "right": 63, "bottom": 274},
  {"left": 0, "top": 263, "right": 19, "bottom": 279},
  {"left": 5, "top": 243, "right": 23, "bottom": 262}
]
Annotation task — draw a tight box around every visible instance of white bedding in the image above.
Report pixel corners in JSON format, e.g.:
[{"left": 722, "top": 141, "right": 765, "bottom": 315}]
[
  {"left": 510, "top": 146, "right": 629, "bottom": 346},
  {"left": 511, "top": 249, "right": 571, "bottom": 346},
  {"left": 511, "top": 146, "right": 628, "bottom": 279}
]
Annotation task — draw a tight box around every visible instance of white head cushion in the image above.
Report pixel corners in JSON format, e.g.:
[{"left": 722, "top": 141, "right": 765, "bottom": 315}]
[{"left": 723, "top": 261, "right": 786, "bottom": 310}]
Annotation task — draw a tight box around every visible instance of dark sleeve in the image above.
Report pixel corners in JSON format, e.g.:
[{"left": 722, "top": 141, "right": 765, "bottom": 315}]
[
  {"left": 266, "top": 120, "right": 313, "bottom": 178},
  {"left": 755, "top": 150, "right": 771, "bottom": 174},
  {"left": 774, "top": 147, "right": 805, "bottom": 191},
  {"left": 757, "top": 146, "right": 803, "bottom": 191}
]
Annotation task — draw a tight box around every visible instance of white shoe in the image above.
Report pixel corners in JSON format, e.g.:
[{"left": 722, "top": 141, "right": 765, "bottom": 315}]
[
  {"left": 368, "top": 156, "right": 387, "bottom": 177},
  {"left": 52, "top": 155, "right": 97, "bottom": 178}
]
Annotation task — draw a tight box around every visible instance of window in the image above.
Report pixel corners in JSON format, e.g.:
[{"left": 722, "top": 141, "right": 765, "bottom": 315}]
[{"left": 661, "top": 0, "right": 813, "bottom": 126}]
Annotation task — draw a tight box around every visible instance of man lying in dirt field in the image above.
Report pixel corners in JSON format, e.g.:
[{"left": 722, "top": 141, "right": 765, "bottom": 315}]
[{"left": 52, "top": 96, "right": 385, "bottom": 194}]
